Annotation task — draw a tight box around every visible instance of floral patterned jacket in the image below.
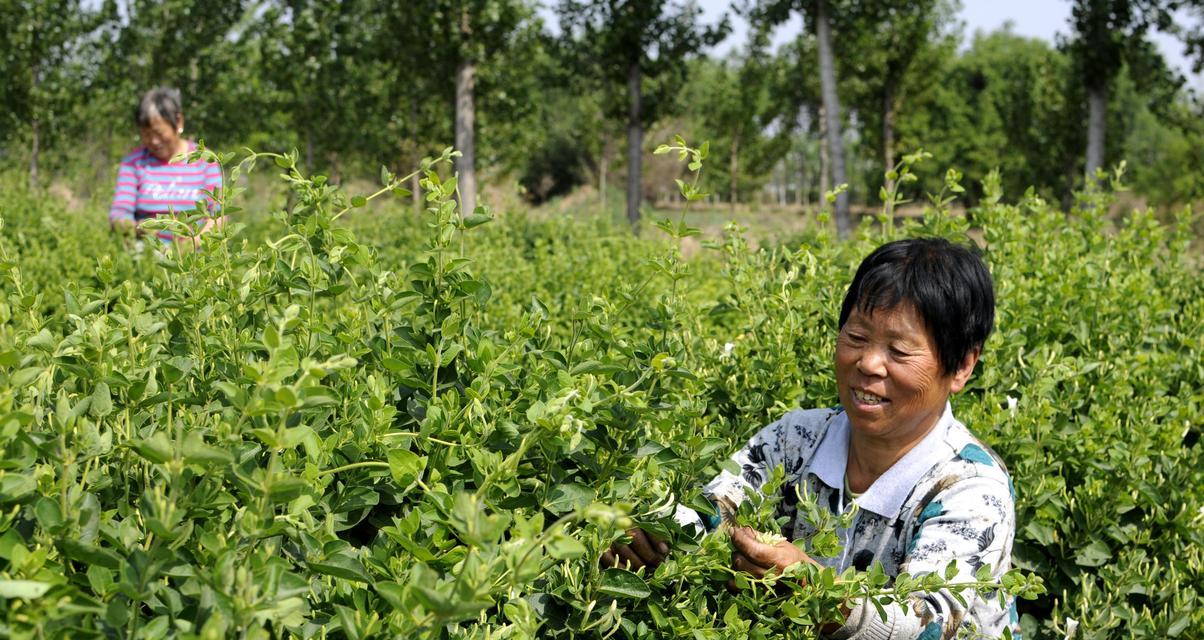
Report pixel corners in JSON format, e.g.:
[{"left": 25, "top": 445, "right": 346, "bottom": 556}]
[{"left": 682, "top": 404, "right": 1022, "bottom": 640}]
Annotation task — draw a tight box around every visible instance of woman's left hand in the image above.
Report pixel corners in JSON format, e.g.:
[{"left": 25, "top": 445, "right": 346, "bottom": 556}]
[{"left": 729, "top": 526, "right": 816, "bottom": 579}]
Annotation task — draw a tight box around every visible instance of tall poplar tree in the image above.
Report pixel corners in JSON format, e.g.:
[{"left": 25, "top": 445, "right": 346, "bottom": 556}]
[
  {"left": 1066, "top": 0, "right": 1201, "bottom": 182},
  {"left": 746, "top": 0, "right": 852, "bottom": 236},
  {"left": 0, "top": 0, "right": 108, "bottom": 188},
  {"left": 558, "top": 0, "right": 727, "bottom": 229}
]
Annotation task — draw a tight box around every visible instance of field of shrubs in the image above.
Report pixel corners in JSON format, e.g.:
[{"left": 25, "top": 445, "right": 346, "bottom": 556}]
[{"left": 0, "top": 147, "right": 1200, "bottom": 639}]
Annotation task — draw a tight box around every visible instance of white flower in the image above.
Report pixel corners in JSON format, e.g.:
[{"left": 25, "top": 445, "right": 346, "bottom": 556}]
[
  {"left": 1064, "top": 617, "right": 1078, "bottom": 640},
  {"left": 722, "top": 342, "right": 735, "bottom": 358},
  {"left": 1007, "top": 396, "right": 1018, "bottom": 415}
]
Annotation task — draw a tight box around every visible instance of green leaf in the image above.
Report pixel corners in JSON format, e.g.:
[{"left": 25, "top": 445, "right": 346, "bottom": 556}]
[
  {"left": 34, "top": 497, "right": 63, "bottom": 530},
  {"left": 11, "top": 367, "right": 42, "bottom": 387},
  {"left": 1074, "top": 540, "right": 1112, "bottom": 567},
  {"left": 181, "top": 432, "right": 234, "bottom": 466},
  {"left": 58, "top": 539, "right": 122, "bottom": 570},
  {"left": 0, "top": 474, "right": 36, "bottom": 503},
  {"left": 308, "top": 552, "right": 373, "bottom": 584},
  {"left": 131, "top": 434, "right": 173, "bottom": 464},
  {"left": 545, "top": 483, "right": 594, "bottom": 515},
  {"left": 598, "top": 569, "right": 650, "bottom": 599},
  {"left": 375, "top": 582, "right": 407, "bottom": 610},
  {"left": 90, "top": 382, "right": 113, "bottom": 418},
  {"left": 387, "top": 449, "right": 426, "bottom": 488},
  {"left": 546, "top": 534, "right": 586, "bottom": 560},
  {"left": 462, "top": 213, "right": 492, "bottom": 228},
  {"left": 26, "top": 329, "right": 56, "bottom": 351},
  {"left": 1022, "top": 521, "right": 1056, "bottom": 546},
  {"left": 0, "top": 580, "right": 51, "bottom": 599},
  {"left": 351, "top": 196, "right": 368, "bottom": 208},
  {"left": 0, "top": 350, "right": 22, "bottom": 367}
]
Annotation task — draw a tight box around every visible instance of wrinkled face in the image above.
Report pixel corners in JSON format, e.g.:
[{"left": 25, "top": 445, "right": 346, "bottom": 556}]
[
  {"left": 835, "top": 303, "right": 973, "bottom": 445},
  {"left": 139, "top": 115, "right": 183, "bottom": 162}
]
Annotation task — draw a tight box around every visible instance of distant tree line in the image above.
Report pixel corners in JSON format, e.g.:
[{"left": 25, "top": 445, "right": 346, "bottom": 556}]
[{"left": 1, "top": 0, "right": 1202, "bottom": 232}]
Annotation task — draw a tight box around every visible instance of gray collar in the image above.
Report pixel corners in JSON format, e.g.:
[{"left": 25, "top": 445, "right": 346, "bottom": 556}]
[{"left": 810, "top": 403, "right": 955, "bottom": 519}]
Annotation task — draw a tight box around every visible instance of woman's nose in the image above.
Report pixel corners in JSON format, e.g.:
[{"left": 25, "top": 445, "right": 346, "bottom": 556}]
[{"left": 856, "top": 348, "right": 887, "bottom": 377}]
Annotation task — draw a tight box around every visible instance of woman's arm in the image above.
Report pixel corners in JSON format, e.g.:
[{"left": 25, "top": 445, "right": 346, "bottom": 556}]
[
  {"left": 181, "top": 157, "right": 226, "bottom": 246},
  {"left": 827, "top": 476, "right": 1018, "bottom": 640},
  {"left": 602, "top": 410, "right": 825, "bottom": 570},
  {"left": 109, "top": 158, "right": 138, "bottom": 232},
  {"left": 702, "top": 408, "right": 831, "bottom": 521}
]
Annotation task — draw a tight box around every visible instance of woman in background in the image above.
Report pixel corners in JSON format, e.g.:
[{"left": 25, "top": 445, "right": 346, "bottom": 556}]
[{"left": 108, "top": 87, "right": 223, "bottom": 246}]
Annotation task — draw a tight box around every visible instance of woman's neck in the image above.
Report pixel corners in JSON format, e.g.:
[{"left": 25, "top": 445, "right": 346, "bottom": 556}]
[
  {"left": 846, "top": 421, "right": 938, "bottom": 492},
  {"left": 153, "top": 139, "right": 190, "bottom": 163}
]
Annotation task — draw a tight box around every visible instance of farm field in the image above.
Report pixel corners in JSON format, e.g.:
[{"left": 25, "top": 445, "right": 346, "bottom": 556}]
[{"left": 0, "top": 149, "right": 1201, "bottom": 640}]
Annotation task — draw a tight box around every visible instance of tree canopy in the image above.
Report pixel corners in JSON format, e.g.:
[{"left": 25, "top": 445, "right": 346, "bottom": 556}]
[{"left": 1, "top": 0, "right": 1202, "bottom": 218}]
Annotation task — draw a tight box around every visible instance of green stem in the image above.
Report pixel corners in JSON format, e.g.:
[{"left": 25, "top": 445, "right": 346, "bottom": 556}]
[
  {"left": 379, "top": 432, "right": 460, "bottom": 447},
  {"left": 316, "top": 461, "right": 390, "bottom": 477},
  {"left": 331, "top": 169, "right": 424, "bottom": 221}
]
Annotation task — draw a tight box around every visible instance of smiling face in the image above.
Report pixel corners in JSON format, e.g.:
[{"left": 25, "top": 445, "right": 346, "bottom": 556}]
[
  {"left": 139, "top": 114, "right": 184, "bottom": 163},
  {"left": 835, "top": 302, "right": 977, "bottom": 447}
]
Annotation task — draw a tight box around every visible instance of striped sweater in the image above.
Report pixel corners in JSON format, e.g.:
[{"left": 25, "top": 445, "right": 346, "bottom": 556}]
[{"left": 108, "top": 142, "right": 223, "bottom": 242}]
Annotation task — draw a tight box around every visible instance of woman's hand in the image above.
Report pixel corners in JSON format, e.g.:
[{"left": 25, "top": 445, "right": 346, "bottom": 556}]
[
  {"left": 113, "top": 218, "right": 137, "bottom": 236},
  {"left": 730, "top": 526, "right": 816, "bottom": 580},
  {"left": 188, "top": 216, "right": 227, "bottom": 249},
  {"left": 600, "top": 529, "right": 670, "bottom": 571}
]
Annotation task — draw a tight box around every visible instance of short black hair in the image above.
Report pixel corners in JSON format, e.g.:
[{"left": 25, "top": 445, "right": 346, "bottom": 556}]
[
  {"left": 838, "top": 237, "right": 995, "bottom": 376},
  {"left": 135, "top": 87, "right": 183, "bottom": 128}
]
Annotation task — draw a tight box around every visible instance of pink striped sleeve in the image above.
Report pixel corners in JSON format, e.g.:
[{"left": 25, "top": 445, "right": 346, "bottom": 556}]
[
  {"left": 109, "top": 156, "right": 138, "bottom": 224},
  {"left": 204, "top": 162, "right": 224, "bottom": 214}
]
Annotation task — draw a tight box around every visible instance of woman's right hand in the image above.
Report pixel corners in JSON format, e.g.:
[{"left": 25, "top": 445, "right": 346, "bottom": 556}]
[
  {"left": 600, "top": 529, "right": 670, "bottom": 571},
  {"left": 113, "top": 218, "right": 136, "bottom": 235}
]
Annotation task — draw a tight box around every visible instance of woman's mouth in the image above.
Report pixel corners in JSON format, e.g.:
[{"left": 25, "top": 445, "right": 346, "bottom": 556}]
[{"left": 852, "top": 388, "right": 886, "bottom": 406}]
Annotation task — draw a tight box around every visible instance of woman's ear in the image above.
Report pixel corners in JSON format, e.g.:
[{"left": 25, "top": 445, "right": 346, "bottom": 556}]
[
  {"left": 948, "top": 347, "right": 981, "bottom": 394},
  {"left": 176, "top": 114, "right": 185, "bottom": 134}
]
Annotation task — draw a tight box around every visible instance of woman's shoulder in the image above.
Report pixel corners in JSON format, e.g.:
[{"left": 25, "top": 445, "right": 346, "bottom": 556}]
[
  {"left": 769, "top": 406, "right": 845, "bottom": 441},
  {"left": 912, "top": 418, "right": 1016, "bottom": 512},
  {"left": 119, "top": 146, "right": 150, "bottom": 166},
  {"left": 747, "top": 406, "right": 845, "bottom": 468},
  {"left": 942, "top": 419, "right": 1013, "bottom": 479},
  {"left": 780, "top": 406, "right": 846, "bottom": 428}
]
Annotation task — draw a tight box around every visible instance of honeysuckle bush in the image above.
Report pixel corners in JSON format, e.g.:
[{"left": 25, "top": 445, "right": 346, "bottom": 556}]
[{"left": 0, "top": 141, "right": 1196, "bottom": 639}]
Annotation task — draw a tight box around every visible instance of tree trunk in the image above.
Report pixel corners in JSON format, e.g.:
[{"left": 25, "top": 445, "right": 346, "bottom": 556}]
[
  {"left": 818, "top": 107, "right": 830, "bottom": 200},
  {"left": 408, "top": 100, "right": 421, "bottom": 210},
  {"left": 626, "top": 60, "right": 642, "bottom": 229},
  {"left": 600, "top": 132, "right": 610, "bottom": 210},
  {"left": 800, "top": 155, "right": 811, "bottom": 210},
  {"left": 455, "top": 7, "right": 477, "bottom": 217},
  {"left": 1084, "top": 84, "right": 1107, "bottom": 183},
  {"left": 30, "top": 119, "right": 40, "bottom": 190},
  {"left": 815, "top": 0, "right": 850, "bottom": 238},
  {"left": 305, "top": 129, "right": 314, "bottom": 173},
  {"left": 729, "top": 134, "right": 739, "bottom": 214},
  {"left": 455, "top": 57, "right": 477, "bottom": 216},
  {"left": 29, "top": 58, "right": 40, "bottom": 190},
  {"left": 882, "top": 81, "right": 897, "bottom": 197}
]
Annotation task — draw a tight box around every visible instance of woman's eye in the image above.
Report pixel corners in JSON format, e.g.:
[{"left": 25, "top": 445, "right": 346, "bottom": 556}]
[{"left": 890, "top": 347, "right": 910, "bottom": 357}]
